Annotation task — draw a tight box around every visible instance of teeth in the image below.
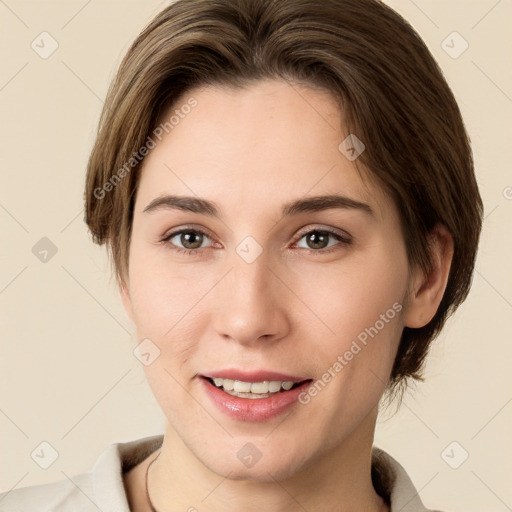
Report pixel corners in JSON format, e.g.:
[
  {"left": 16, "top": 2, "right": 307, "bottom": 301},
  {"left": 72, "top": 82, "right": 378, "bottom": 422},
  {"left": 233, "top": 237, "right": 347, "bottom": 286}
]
[
  {"left": 209, "top": 377, "right": 299, "bottom": 394},
  {"left": 250, "top": 382, "right": 269, "bottom": 393},
  {"left": 268, "top": 381, "right": 282, "bottom": 392},
  {"left": 233, "top": 380, "right": 252, "bottom": 393},
  {"left": 222, "top": 378, "right": 234, "bottom": 391}
]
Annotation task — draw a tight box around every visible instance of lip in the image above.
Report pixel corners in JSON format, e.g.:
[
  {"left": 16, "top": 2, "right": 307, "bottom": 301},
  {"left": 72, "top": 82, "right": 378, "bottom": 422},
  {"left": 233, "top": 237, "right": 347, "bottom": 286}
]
[
  {"left": 201, "top": 369, "right": 310, "bottom": 383},
  {"left": 199, "top": 373, "right": 313, "bottom": 423}
]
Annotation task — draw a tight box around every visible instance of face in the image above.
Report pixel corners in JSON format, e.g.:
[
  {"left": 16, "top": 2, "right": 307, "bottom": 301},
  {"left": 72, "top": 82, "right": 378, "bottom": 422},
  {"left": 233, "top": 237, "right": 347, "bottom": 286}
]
[{"left": 121, "top": 79, "right": 413, "bottom": 481}]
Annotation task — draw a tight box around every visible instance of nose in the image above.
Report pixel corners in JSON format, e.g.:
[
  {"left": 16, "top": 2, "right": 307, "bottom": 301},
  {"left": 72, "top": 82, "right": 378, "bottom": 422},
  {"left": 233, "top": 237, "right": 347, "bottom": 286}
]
[{"left": 212, "top": 253, "right": 290, "bottom": 347}]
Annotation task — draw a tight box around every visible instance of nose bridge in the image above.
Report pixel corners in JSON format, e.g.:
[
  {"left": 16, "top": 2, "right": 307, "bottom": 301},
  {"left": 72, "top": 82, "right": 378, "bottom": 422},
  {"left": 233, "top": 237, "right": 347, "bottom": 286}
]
[{"left": 213, "top": 247, "right": 288, "bottom": 344}]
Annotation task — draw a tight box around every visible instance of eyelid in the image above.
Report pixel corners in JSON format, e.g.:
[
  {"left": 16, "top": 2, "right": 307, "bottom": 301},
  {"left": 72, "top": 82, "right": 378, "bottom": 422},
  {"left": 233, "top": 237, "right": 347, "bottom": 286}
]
[
  {"left": 161, "top": 225, "right": 218, "bottom": 249},
  {"left": 290, "top": 226, "right": 352, "bottom": 255},
  {"left": 162, "top": 224, "right": 215, "bottom": 241},
  {"left": 294, "top": 224, "right": 351, "bottom": 240}
]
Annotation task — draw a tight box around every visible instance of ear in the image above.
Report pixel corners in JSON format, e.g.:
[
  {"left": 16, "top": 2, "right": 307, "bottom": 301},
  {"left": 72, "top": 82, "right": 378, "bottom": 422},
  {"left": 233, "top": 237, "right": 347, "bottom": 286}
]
[
  {"left": 119, "top": 279, "right": 134, "bottom": 322},
  {"left": 403, "top": 223, "right": 454, "bottom": 328}
]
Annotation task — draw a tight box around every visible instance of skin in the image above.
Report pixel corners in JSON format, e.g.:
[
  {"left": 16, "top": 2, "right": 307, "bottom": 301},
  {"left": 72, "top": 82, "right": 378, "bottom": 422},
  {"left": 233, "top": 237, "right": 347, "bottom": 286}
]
[{"left": 120, "top": 79, "right": 453, "bottom": 512}]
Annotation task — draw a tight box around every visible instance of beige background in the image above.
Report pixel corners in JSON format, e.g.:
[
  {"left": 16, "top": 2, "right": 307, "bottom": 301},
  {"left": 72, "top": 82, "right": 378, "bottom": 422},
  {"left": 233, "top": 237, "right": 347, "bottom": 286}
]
[{"left": 0, "top": 0, "right": 511, "bottom": 510}]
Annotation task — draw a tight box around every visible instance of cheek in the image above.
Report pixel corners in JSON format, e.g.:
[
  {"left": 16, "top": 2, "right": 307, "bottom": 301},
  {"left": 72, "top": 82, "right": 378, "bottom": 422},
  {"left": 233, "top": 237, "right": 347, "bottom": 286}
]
[
  {"left": 125, "top": 252, "right": 206, "bottom": 394},
  {"left": 127, "top": 250, "right": 205, "bottom": 412},
  {"left": 294, "top": 243, "right": 408, "bottom": 380},
  {"left": 305, "top": 244, "right": 407, "bottom": 333},
  {"left": 292, "top": 250, "right": 407, "bottom": 432},
  {"left": 127, "top": 242, "right": 205, "bottom": 337}
]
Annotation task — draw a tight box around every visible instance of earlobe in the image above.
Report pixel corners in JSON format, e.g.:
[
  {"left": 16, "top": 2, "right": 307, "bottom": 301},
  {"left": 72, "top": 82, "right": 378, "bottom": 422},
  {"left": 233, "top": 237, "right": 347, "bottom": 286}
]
[{"left": 403, "top": 223, "right": 454, "bottom": 329}]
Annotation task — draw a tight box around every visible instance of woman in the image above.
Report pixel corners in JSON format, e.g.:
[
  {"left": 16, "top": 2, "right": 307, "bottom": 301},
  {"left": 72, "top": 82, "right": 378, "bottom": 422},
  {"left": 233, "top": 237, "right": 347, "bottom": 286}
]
[{"left": 0, "top": 0, "right": 482, "bottom": 510}]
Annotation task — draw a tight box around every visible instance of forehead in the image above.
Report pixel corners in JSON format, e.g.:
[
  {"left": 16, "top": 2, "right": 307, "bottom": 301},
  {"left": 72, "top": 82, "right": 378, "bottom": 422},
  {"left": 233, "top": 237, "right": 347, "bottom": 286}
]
[{"left": 136, "top": 79, "right": 391, "bottom": 220}]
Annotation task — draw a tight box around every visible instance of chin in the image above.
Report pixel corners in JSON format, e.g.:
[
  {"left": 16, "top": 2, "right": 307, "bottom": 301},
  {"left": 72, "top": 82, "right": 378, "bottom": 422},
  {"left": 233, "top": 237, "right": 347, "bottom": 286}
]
[
  {"left": 195, "top": 438, "right": 314, "bottom": 483},
  {"left": 206, "top": 456, "right": 306, "bottom": 483}
]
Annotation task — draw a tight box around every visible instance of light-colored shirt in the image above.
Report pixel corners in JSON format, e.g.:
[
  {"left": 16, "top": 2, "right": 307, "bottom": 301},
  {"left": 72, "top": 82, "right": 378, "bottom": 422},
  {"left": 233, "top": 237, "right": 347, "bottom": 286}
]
[{"left": 0, "top": 434, "right": 444, "bottom": 511}]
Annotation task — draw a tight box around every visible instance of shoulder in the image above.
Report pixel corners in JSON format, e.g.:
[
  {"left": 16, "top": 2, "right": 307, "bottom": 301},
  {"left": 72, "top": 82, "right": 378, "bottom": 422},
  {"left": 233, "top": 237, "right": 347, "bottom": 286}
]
[
  {"left": 372, "top": 447, "right": 448, "bottom": 512},
  {"left": 0, "top": 434, "right": 163, "bottom": 512},
  {"left": 0, "top": 471, "right": 95, "bottom": 512}
]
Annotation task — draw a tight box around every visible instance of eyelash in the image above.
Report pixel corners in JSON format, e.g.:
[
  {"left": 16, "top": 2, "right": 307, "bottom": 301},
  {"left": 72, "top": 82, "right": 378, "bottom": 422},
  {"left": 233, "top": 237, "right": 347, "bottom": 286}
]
[{"left": 160, "top": 226, "right": 352, "bottom": 256}]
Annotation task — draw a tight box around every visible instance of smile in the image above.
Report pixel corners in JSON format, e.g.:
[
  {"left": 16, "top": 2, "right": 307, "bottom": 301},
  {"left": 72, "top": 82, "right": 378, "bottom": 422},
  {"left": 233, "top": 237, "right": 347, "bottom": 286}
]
[
  {"left": 200, "top": 372, "right": 314, "bottom": 422},
  {"left": 207, "top": 377, "right": 305, "bottom": 398}
]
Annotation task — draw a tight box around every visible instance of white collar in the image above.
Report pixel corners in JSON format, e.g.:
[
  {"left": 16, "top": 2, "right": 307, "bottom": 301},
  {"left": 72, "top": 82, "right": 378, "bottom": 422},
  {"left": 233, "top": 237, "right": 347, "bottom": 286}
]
[{"left": 90, "top": 434, "right": 438, "bottom": 512}]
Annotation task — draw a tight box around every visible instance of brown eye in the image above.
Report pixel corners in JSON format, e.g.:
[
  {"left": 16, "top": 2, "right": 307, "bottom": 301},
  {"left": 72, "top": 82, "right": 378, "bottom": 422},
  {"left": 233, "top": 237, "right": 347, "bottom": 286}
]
[
  {"left": 304, "top": 231, "right": 330, "bottom": 249},
  {"left": 295, "top": 229, "right": 351, "bottom": 253},
  {"left": 162, "top": 228, "right": 214, "bottom": 253},
  {"left": 179, "top": 231, "right": 204, "bottom": 249}
]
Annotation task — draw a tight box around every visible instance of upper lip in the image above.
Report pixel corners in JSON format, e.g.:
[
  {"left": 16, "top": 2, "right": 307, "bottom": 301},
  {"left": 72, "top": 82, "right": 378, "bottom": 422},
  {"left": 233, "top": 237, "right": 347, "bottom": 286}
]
[{"left": 201, "top": 369, "right": 311, "bottom": 383}]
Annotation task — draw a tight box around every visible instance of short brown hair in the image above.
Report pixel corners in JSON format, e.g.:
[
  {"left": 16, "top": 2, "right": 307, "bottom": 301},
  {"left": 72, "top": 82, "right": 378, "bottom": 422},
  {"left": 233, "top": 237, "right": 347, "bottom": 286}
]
[{"left": 84, "top": 0, "right": 483, "bottom": 389}]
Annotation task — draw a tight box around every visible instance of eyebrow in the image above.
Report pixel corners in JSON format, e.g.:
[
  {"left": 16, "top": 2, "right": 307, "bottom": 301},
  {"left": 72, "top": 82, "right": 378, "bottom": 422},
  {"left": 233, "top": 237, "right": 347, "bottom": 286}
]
[{"left": 143, "top": 193, "right": 374, "bottom": 218}]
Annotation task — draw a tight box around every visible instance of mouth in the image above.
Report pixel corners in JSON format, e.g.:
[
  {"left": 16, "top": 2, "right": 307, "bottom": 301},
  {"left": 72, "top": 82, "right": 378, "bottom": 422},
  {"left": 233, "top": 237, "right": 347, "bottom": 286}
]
[
  {"left": 201, "top": 376, "right": 311, "bottom": 399},
  {"left": 198, "top": 369, "right": 314, "bottom": 421}
]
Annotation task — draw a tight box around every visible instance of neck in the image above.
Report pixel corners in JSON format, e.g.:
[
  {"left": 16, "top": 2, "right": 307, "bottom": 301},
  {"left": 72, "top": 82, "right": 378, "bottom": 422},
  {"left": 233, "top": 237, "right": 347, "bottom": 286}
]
[{"left": 146, "top": 411, "right": 388, "bottom": 512}]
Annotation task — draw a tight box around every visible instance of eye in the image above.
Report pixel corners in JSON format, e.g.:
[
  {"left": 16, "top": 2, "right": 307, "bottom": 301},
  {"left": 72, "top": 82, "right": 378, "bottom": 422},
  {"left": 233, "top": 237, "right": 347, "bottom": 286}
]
[
  {"left": 160, "top": 226, "right": 351, "bottom": 256},
  {"left": 162, "top": 228, "right": 215, "bottom": 254},
  {"left": 294, "top": 228, "right": 351, "bottom": 253}
]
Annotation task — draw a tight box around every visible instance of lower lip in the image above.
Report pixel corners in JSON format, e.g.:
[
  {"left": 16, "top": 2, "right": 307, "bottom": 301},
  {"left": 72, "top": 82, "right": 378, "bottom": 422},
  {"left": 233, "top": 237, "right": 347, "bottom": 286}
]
[{"left": 200, "top": 377, "right": 312, "bottom": 422}]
